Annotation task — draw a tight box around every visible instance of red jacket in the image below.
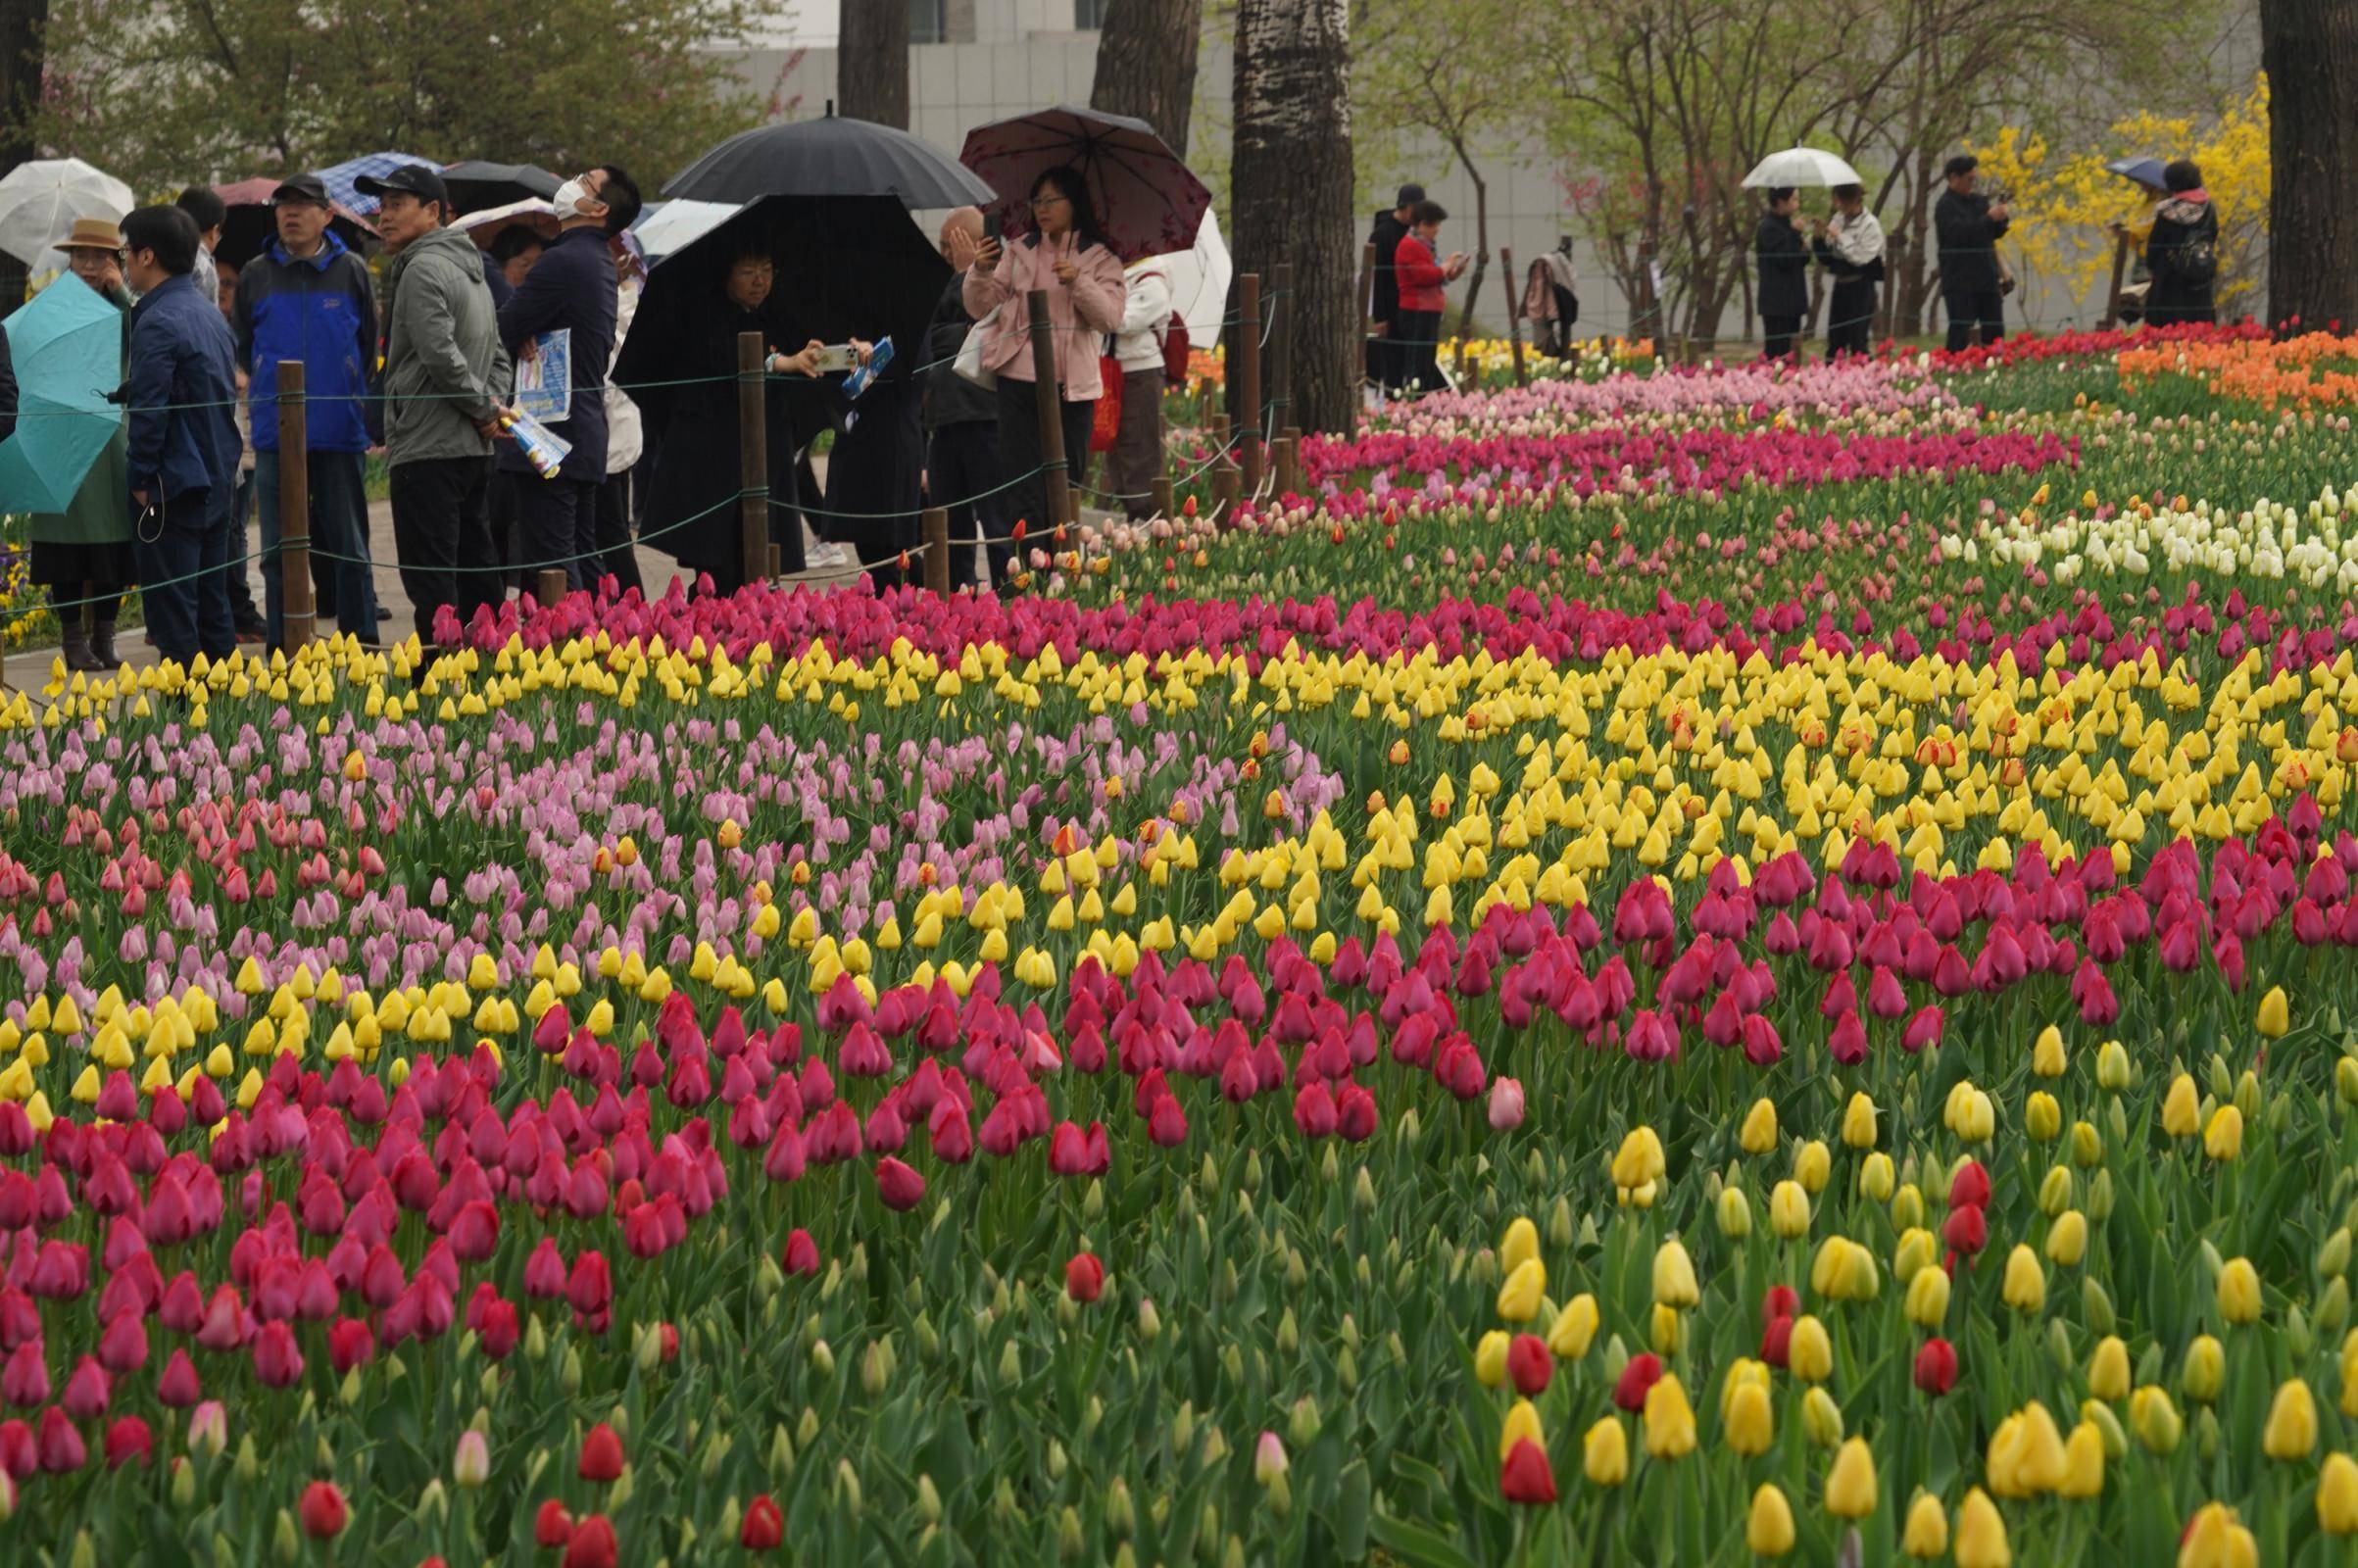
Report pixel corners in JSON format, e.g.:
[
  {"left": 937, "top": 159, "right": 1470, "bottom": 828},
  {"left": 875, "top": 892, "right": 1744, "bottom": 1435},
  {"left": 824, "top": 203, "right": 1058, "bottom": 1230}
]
[{"left": 1394, "top": 233, "right": 1447, "bottom": 313}]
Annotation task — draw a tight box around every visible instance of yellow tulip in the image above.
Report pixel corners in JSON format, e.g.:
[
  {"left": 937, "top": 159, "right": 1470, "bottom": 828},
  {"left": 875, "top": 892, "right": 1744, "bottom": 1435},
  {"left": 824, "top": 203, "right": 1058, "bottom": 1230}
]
[
  {"left": 1800, "top": 1387, "right": 1844, "bottom": 1449},
  {"left": 2131, "top": 1386, "right": 2183, "bottom": 1453},
  {"left": 2217, "top": 1258, "right": 2261, "bottom": 1325},
  {"left": 2264, "top": 1378, "right": 2318, "bottom": 1460},
  {"left": 1770, "top": 1180, "right": 1810, "bottom": 1239},
  {"left": 2032, "top": 1023, "right": 2066, "bottom": 1077},
  {"left": 1498, "top": 1396, "right": 1543, "bottom": 1463},
  {"left": 1650, "top": 1302, "right": 1682, "bottom": 1356},
  {"left": 2203, "top": 1104, "right": 2243, "bottom": 1162},
  {"left": 1953, "top": 1487, "right": 2010, "bottom": 1568},
  {"left": 1841, "top": 1092, "right": 1877, "bottom": 1149},
  {"left": 1746, "top": 1484, "right": 1796, "bottom": 1557},
  {"left": 1892, "top": 1226, "right": 1937, "bottom": 1285},
  {"left": 1905, "top": 1262, "right": 1951, "bottom": 1329},
  {"left": 2045, "top": 1210, "right": 2087, "bottom": 1268},
  {"left": 1901, "top": 1491, "right": 1949, "bottom": 1558},
  {"left": 1788, "top": 1315, "right": 1834, "bottom": 1383},
  {"left": 2058, "top": 1421, "right": 2105, "bottom": 1498},
  {"left": 1858, "top": 1152, "right": 1894, "bottom": 1202},
  {"left": 2161, "top": 1073, "right": 2201, "bottom": 1137},
  {"left": 1825, "top": 1437, "right": 1877, "bottom": 1519},
  {"left": 2185, "top": 1334, "right": 2226, "bottom": 1400},
  {"left": 1724, "top": 1379, "right": 1773, "bottom": 1456},
  {"left": 2088, "top": 1336, "right": 2130, "bottom": 1402},
  {"left": 1496, "top": 1257, "right": 1546, "bottom": 1323},
  {"left": 1498, "top": 1216, "right": 1540, "bottom": 1276},
  {"left": 1583, "top": 1416, "right": 1628, "bottom": 1486},
  {"left": 2318, "top": 1451, "right": 2358, "bottom": 1535},
  {"left": 1547, "top": 1295, "right": 1598, "bottom": 1360},
  {"left": 1987, "top": 1402, "right": 2068, "bottom": 1497},
  {"left": 1611, "top": 1126, "right": 1665, "bottom": 1192},
  {"left": 1651, "top": 1239, "right": 1698, "bottom": 1308},
  {"left": 2001, "top": 1245, "right": 2046, "bottom": 1313},
  {"left": 2176, "top": 1502, "right": 2257, "bottom": 1568},
  {"left": 1793, "top": 1140, "right": 1832, "bottom": 1194},
  {"left": 2255, "top": 985, "right": 2288, "bottom": 1038},
  {"left": 1740, "top": 1097, "right": 1778, "bottom": 1155},
  {"left": 1474, "top": 1330, "right": 1509, "bottom": 1388},
  {"left": 1643, "top": 1373, "right": 1696, "bottom": 1459}
]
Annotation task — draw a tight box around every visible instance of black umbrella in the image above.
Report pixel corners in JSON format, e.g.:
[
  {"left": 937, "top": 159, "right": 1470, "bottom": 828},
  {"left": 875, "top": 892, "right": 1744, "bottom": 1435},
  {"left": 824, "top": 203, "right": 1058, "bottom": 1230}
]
[
  {"left": 627, "top": 194, "right": 951, "bottom": 365},
  {"left": 663, "top": 106, "right": 994, "bottom": 208},
  {"left": 960, "top": 104, "right": 1209, "bottom": 263},
  {"left": 440, "top": 161, "right": 563, "bottom": 217},
  {"left": 212, "top": 177, "right": 375, "bottom": 274}
]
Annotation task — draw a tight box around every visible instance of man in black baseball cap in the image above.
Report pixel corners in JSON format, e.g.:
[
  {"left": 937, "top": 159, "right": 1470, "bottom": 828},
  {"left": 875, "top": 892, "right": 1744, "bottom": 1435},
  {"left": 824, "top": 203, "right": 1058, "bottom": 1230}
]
[
  {"left": 354, "top": 162, "right": 450, "bottom": 212},
  {"left": 270, "top": 172, "right": 331, "bottom": 207}
]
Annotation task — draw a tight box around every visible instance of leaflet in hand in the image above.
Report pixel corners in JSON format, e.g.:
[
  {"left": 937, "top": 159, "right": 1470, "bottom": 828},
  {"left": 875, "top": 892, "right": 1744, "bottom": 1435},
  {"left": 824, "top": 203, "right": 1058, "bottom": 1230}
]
[
  {"left": 499, "top": 407, "right": 573, "bottom": 480},
  {"left": 515, "top": 329, "right": 572, "bottom": 424},
  {"left": 843, "top": 336, "right": 894, "bottom": 401}
]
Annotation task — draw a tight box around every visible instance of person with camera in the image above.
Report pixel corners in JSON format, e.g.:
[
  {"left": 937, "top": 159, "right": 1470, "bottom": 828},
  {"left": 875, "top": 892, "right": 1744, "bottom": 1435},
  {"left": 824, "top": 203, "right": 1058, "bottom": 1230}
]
[
  {"left": 1391, "top": 200, "right": 1466, "bottom": 394},
  {"left": 1934, "top": 154, "right": 2011, "bottom": 352},
  {"left": 2143, "top": 160, "right": 2219, "bottom": 327},
  {"left": 1754, "top": 187, "right": 1809, "bottom": 360}
]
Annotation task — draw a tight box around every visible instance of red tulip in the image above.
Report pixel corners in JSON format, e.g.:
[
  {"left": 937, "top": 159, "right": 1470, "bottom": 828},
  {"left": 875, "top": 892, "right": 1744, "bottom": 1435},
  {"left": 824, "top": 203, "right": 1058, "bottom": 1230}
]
[
  {"left": 251, "top": 1321, "right": 305, "bottom": 1388},
  {"left": 578, "top": 1422, "right": 625, "bottom": 1483},
  {"left": 741, "top": 1494, "right": 785, "bottom": 1551},
  {"left": 298, "top": 1479, "right": 348, "bottom": 1539},
  {"left": 104, "top": 1415, "right": 151, "bottom": 1468},
  {"left": 1940, "top": 1202, "right": 1988, "bottom": 1256},
  {"left": 524, "top": 1238, "right": 568, "bottom": 1298},
  {"left": 1499, "top": 1437, "right": 1556, "bottom": 1503},
  {"left": 1065, "top": 1252, "right": 1105, "bottom": 1303},
  {"left": 1760, "top": 1284, "right": 1799, "bottom": 1326},
  {"left": 782, "top": 1229, "right": 820, "bottom": 1276},
  {"left": 1914, "top": 1337, "right": 1957, "bottom": 1396},
  {"left": 327, "top": 1317, "right": 376, "bottom": 1372},
  {"left": 1947, "top": 1161, "right": 1991, "bottom": 1210},
  {"left": 563, "top": 1515, "right": 618, "bottom": 1568},
  {"left": 534, "top": 1497, "right": 574, "bottom": 1547},
  {"left": 156, "top": 1348, "right": 202, "bottom": 1407},
  {"left": 1760, "top": 1314, "right": 1793, "bottom": 1368},
  {"left": 1611, "top": 1351, "right": 1662, "bottom": 1411},
  {"left": 875, "top": 1156, "right": 925, "bottom": 1211},
  {"left": 448, "top": 1200, "right": 499, "bottom": 1262},
  {"left": 35, "top": 1405, "right": 83, "bottom": 1471},
  {"left": 1505, "top": 1333, "right": 1551, "bottom": 1396}
]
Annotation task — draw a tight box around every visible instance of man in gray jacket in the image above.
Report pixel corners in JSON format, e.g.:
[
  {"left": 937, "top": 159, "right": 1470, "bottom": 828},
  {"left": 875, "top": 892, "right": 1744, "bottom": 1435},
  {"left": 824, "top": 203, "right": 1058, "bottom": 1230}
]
[{"left": 361, "top": 163, "right": 512, "bottom": 647}]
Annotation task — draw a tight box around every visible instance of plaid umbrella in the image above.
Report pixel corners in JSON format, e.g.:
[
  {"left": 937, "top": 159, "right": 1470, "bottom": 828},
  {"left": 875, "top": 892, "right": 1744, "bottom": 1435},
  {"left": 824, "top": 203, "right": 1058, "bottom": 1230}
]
[
  {"left": 958, "top": 105, "right": 1209, "bottom": 264},
  {"left": 313, "top": 152, "right": 438, "bottom": 216}
]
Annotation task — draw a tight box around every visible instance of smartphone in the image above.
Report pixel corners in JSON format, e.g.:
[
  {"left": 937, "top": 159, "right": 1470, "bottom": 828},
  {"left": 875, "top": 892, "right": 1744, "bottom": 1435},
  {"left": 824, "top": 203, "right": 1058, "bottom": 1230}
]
[
  {"left": 811, "top": 343, "right": 860, "bottom": 374},
  {"left": 982, "top": 211, "right": 1002, "bottom": 244}
]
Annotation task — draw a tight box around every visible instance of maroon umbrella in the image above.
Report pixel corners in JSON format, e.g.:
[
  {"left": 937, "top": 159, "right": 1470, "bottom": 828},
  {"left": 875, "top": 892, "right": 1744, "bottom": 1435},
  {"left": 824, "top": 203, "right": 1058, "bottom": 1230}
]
[{"left": 958, "top": 105, "right": 1209, "bottom": 264}]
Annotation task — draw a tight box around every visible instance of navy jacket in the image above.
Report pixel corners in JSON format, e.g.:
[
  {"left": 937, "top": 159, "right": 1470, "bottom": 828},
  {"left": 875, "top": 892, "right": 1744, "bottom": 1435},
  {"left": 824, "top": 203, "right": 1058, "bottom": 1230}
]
[
  {"left": 480, "top": 250, "right": 515, "bottom": 309},
  {"left": 1934, "top": 189, "right": 2010, "bottom": 296},
  {"left": 232, "top": 229, "right": 380, "bottom": 453},
  {"left": 124, "top": 274, "right": 241, "bottom": 510},
  {"left": 496, "top": 224, "right": 614, "bottom": 481}
]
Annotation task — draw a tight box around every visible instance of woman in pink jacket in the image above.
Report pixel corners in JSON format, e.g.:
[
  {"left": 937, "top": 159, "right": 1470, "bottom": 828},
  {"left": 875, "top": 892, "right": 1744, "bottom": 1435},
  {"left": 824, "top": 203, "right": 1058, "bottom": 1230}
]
[{"left": 955, "top": 166, "right": 1126, "bottom": 557}]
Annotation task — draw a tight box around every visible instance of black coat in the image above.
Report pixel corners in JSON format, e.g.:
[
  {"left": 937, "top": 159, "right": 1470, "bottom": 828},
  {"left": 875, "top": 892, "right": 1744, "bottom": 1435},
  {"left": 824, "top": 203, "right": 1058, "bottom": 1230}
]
[
  {"left": 621, "top": 287, "right": 827, "bottom": 576},
  {"left": 0, "top": 318, "right": 15, "bottom": 446},
  {"left": 1934, "top": 189, "right": 2010, "bottom": 294},
  {"left": 922, "top": 272, "right": 996, "bottom": 432},
  {"left": 1368, "top": 210, "right": 1410, "bottom": 323},
  {"left": 495, "top": 225, "right": 615, "bottom": 481},
  {"left": 1754, "top": 215, "right": 1809, "bottom": 318},
  {"left": 827, "top": 368, "right": 923, "bottom": 583},
  {"left": 2144, "top": 195, "right": 2219, "bottom": 324}
]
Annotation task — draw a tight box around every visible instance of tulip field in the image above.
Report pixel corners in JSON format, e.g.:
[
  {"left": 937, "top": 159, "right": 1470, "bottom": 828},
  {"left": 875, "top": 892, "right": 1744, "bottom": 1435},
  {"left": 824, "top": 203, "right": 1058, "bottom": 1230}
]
[{"left": 10, "top": 322, "right": 2358, "bottom": 1566}]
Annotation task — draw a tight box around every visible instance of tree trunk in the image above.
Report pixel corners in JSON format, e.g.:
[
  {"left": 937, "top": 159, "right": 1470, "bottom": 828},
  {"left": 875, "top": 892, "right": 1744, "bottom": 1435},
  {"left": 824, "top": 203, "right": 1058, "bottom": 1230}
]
[
  {"left": 1090, "top": 0, "right": 1204, "bottom": 150},
  {"left": 2260, "top": 0, "right": 2358, "bottom": 333},
  {"left": 838, "top": 0, "right": 911, "bottom": 129},
  {"left": 1233, "top": 0, "right": 1355, "bottom": 434},
  {"left": 1450, "top": 164, "right": 1489, "bottom": 342},
  {"left": 0, "top": 0, "right": 45, "bottom": 302}
]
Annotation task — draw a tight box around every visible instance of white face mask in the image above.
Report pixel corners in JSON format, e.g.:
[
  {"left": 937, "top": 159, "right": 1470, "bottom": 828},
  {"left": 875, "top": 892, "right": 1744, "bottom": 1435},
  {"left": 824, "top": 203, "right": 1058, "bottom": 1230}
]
[{"left": 552, "top": 177, "right": 590, "bottom": 217}]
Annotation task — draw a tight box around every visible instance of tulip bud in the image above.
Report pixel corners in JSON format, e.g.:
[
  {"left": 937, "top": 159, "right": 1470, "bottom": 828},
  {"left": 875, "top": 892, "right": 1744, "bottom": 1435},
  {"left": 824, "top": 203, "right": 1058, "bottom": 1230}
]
[
  {"left": 2324, "top": 1278, "right": 2351, "bottom": 1337},
  {"left": 1057, "top": 1505, "right": 1086, "bottom": 1560},
  {"left": 561, "top": 1348, "right": 583, "bottom": 1396},
  {"left": 273, "top": 1510, "right": 300, "bottom": 1564},
  {"left": 2038, "top": 1164, "right": 2074, "bottom": 1217},
  {"left": 1288, "top": 1396, "right": 1320, "bottom": 1448},
  {"left": 171, "top": 1456, "right": 196, "bottom": 1508},
  {"left": 2290, "top": 1306, "right": 2316, "bottom": 1362},
  {"left": 234, "top": 1436, "right": 260, "bottom": 1484},
  {"left": 2024, "top": 1091, "right": 2060, "bottom": 1142},
  {"left": 1900, "top": 1491, "right": 1947, "bottom": 1558},
  {"left": 1800, "top": 1386, "right": 1844, "bottom": 1448},
  {"left": 1718, "top": 1186, "right": 1753, "bottom": 1238},
  {"left": 917, "top": 1473, "right": 943, "bottom": 1525},
  {"left": 1890, "top": 1184, "right": 1924, "bottom": 1231},
  {"left": 1859, "top": 1152, "right": 1894, "bottom": 1202},
  {"left": 2096, "top": 1039, "right": 2130, "bottom": 1090},
  {"left": 2131, "top": 1386, "right": 2182, "bottom": 1453}
]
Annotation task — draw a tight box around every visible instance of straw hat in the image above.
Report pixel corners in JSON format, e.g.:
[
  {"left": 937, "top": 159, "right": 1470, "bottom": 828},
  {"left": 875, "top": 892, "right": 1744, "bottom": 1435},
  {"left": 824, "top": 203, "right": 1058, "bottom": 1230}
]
[{"left": 57, "top": 217, "right": 123, "bottom": 253}]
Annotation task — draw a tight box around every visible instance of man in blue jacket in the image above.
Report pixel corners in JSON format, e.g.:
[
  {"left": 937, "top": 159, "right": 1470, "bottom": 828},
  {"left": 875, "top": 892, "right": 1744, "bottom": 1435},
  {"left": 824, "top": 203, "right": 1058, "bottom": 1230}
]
[
  {"left": 120, "top": 206, "right": 241, "bottom": 667},
  {"left": 232, "top": 172, "right": 381, "bottom": 647},
  {"left": 497, "top": 165, "right": 639, "bottom": 594}
]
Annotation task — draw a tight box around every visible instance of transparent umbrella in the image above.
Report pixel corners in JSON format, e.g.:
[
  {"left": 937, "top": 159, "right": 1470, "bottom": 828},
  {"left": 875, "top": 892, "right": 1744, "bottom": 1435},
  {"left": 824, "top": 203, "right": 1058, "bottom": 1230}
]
[
  {"left": 1741, "top": 149, "right": 1864, "bottom": 190},
  {"left": 0, "top": 159, "right": 135, "bottom": 266}
]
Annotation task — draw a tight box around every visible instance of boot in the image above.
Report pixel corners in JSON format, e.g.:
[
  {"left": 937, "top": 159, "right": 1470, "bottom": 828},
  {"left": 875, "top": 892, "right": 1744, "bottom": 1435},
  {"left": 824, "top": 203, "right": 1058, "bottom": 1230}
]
[
  {"left": 60, "top": 607, "right": 100, "bottom": 673},
  {"left": 89, "top": 612, "right": 120, "bottom": 670}
]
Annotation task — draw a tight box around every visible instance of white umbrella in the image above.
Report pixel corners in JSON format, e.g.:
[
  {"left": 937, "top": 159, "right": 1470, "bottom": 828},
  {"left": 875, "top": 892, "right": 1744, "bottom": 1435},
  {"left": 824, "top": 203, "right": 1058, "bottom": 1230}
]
[
  {"left": 458, "top": 197, "right": 562, "bottom": 246},
  {"left": 0, "top": 159, "right": 136, "bottom": 265},
  {"left": 632, "top": 199, "right": 740, "bottom": 260},
  {"left": 1741, "top": 148, "right": 1863, "bottom": 190},
  {"left": 1139, "top": 204, "right": 1231, "bottom": 344}
]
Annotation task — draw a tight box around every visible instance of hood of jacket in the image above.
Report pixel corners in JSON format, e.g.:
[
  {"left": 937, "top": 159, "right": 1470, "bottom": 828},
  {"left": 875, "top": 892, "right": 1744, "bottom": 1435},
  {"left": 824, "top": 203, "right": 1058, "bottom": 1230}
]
[
  {"left": 389, "top": 221, "right": 484, "bottom": 286},
  {"left": 2157, "top": 189, "right": 2211, "bottom": 223}
]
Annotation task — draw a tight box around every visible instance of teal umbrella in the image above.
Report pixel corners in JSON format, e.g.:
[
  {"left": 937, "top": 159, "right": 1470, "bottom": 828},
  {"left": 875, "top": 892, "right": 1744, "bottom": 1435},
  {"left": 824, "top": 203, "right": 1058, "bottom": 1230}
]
[{"left": 0, "top": 277, "right": 123, "bottom": 513}]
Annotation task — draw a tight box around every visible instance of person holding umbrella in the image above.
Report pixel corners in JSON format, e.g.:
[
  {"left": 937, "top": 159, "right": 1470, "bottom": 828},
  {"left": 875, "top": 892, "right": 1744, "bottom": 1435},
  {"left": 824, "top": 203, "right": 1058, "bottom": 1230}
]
[
  {"left": 2143, "top": 160, "right": 2219, "bottom": 327},
  {"left": 28, "top": 219, "right": 136, "bottom": 672},
  {"left": 1754, "top": 187, "right": 1808, "bottom": 361},
  {"left": 954, "top": 167, "right": 1125, "bottom": 556}
]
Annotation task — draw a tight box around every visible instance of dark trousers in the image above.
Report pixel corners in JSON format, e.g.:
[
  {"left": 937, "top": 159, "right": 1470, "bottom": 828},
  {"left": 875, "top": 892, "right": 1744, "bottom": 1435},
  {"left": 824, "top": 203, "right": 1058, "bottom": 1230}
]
[
  {"left": 995, "top": 378, "right": 1093, "bottom": 552},
  {"left": 389, "top": 457, "right": 500, "bottom": 646},
  {"left": 1761, "top": 316, "right": 1801, "bottom": 360},
  {"left": 930, "top": 419, "right": 1007, "bottom": 591},
  {"left": 1367, "top": 320, "right": 1399, "bottom": 389},
  {"left": 226, "top": 467, "right": 262, "bottom": 631},
  {"left": 1104, "top": 367, "right": 1164, "bottom": 518},
  {"left": 594, "top": 471, "right": 643, "bottom": 599},
  {"left": 1395, "top": 310, "right": 1443, "bottom": 392},
  {"left": 516, "top": 476, "right": 600, "bottom": 594},
  {"left": 1826, "top": 283, "right": 1876, "bottom": 357},
  {"left": 257, "top": 450, "right": 376, "bottom": 647},
  {"left": 1943, "top": 288, "right": 2005, "bottom": 353},
  {"left": 137, "top": 487, "right": 234, "bottom": 666}
]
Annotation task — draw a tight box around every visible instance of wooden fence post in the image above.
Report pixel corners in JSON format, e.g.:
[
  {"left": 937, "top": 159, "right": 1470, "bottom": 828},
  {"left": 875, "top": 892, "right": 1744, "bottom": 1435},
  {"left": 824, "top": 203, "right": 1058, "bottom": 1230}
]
[
  {"left": 2098, "top": 228, "right": 2133, "bottom": 331},
  {"left": 922, "top": 506, "right": 950, "bottom": 594},
  {"left": 1151, "top": 475, "right": 1176, "bottom": 521},
  {"left": 275, "top": 360, "right": 313, "bottom": 656},
  {"left": 737, "top": 331, "right": 769, "bottom": 588},
  {"left": 1024, "top": 288, "right": 1074, "bottom": 532},
  {"left": 535, "top": 568, "right": 566, "bottom": 607}
]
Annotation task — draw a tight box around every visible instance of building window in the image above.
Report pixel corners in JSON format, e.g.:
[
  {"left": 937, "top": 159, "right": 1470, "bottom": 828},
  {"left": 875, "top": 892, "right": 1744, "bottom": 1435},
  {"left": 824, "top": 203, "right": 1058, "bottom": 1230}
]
[
  {"left": 911, "top": 0, "right": 948, "bottom": 43},
  {"left": 1075, "top": 0, "right": 1106, "bottom": 27}
]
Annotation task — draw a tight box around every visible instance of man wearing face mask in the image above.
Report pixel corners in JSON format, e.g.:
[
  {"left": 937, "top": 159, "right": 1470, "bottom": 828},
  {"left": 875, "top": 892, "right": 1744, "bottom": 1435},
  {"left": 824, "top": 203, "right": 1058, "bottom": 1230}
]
[{"left": 496, "top": 165, "right": 642, "bottom": 595}]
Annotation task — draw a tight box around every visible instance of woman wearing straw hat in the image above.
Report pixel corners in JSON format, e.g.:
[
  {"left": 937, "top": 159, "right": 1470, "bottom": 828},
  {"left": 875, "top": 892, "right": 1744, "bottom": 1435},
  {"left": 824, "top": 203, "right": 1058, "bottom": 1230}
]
[{"left": 28, "top": 218, "right": 136, "bottom": 671}]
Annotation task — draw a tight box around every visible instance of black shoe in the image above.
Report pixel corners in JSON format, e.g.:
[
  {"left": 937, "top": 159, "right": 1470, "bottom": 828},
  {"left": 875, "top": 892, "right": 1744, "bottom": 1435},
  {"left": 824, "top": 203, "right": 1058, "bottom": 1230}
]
[{"left": 375, "top": 607, "right": 392, "bottom": 623}]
